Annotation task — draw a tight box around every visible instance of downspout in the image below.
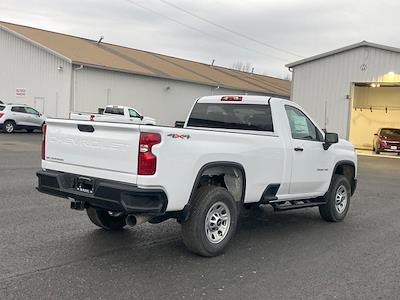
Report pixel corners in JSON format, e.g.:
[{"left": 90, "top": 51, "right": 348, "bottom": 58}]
[
  {"left": 71, "top": 65, "right": 84, "bottom": 112},
  {"left": 288, "top": 67, "right": 294, "bottom": 101}
]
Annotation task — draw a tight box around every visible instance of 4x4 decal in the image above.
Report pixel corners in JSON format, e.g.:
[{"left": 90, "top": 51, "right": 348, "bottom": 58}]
[{"left": 167, "top": 133, "right": 190, "bottom": 139}]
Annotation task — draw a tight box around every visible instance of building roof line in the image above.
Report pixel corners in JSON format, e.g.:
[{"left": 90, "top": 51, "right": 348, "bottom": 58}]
[
  {"left": 0, "top": 19, "right": 277, "bottom": 79},
  {"left": 0, "top": 24, "right": 72, "bottom": 63},
  {"left": 151, "top": 52, "right": 220, "bottom": 86},
  {"left": 0, "top": 19, "right": 290, "bottom": 97},
  {"left": 214, "top": 67, "right": 285, "bottom": 94},
  {"left": 71, "top": 60, "right": 287, "bottom": 95},
  {"left": 286, "top": 40, "right": 400, "bottom": 68},
  {"left": 234, "top": 71, "right": 291, "bottom": 94}
]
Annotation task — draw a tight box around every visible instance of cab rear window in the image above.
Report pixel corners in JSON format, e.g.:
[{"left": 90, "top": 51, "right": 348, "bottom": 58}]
[
  {"left": 187, "top": 103, "right": 274, "bottom": 132},
  {"left": 0, "top": 105, "right": 5, "bottom": 111},
  {"left": 104, "top": 107, "right": 124, "bottom": 115}
]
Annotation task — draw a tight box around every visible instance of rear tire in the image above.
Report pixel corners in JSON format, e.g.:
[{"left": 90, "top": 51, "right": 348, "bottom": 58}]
[
  {"left": 3, "top": 121, "right": 15, "bottom": 133},
  {"left": 319, "top": 175, "right": 351, "bottom": 222},
  {"left": 86, "top": 207, "right": 126, "bottom": 230},
  {"left": 181, "top": 186, "right": 238, "bottom": 257}
]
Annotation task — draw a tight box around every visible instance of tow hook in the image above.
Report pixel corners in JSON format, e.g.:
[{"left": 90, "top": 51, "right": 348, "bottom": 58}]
[{"left": 70, "top": 200, "right": 85, "bottom": 210}]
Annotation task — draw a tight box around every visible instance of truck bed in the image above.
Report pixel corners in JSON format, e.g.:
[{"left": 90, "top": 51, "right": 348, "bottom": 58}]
[{"left": 42, "top": 118, "right": 284, "bottom": 211}]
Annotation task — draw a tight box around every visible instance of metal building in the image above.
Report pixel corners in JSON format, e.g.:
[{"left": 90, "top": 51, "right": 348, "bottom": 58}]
[
  {"left": 0, "top": 21, "right": 290, "bottom": 126},
  {"left": 287, "top": 41, "right": 400, "bottom": 149}
]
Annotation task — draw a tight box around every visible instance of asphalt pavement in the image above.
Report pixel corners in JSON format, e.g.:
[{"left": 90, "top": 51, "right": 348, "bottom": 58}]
[{"left": 0, "top": 133, "right": 399, "bottom": 299}]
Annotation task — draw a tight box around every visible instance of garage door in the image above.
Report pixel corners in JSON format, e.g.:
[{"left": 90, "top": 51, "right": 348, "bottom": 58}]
[{"left": 349, "top": 85, "right": 400, "bottom": 149}]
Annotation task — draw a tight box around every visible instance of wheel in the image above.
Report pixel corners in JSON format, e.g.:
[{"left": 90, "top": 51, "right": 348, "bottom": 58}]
[
  {"left": 26, "top": 128, "right": 34, "bottom": 133},
  {"left": 86, "top": 207, "right": 127, "bottom": 230},
  {"left": 3, "top": 121, "right": 15, "bottom": 133},
  {"left": 181, "top": 186, "right": 238, "bottom": 257},
  {"left": 319, "top": 175, "right": 351, "bottom": 222}
]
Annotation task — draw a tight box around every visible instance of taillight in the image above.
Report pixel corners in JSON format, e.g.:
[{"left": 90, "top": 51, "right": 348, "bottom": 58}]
[
  {"left": 0, "top": 112, "right": 4, "bottom": 119},
  {"left": 138, "top": 132, "right": 161, "bottom": 175},
  {"left": 221, "top": 96, "right": 243, "bottom": 101},
  {"left": 41, "top": 124, "right": 47, "bottom": 160}
]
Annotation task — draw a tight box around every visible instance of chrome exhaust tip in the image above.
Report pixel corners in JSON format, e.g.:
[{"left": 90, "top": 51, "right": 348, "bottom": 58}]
[{"left": 125, "top": 215, "right": 151, "bottom": 227}]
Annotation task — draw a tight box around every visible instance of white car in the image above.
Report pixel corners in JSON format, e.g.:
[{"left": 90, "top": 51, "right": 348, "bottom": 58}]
[
  {"left": 0, "top": 103, "right": 46, "bottom": 133},
  {"left": 37, "top": 95, "right": 357, "bottom": 257},
  {"left": 70, "top": 105, "right": 156, "bottom": 125}
]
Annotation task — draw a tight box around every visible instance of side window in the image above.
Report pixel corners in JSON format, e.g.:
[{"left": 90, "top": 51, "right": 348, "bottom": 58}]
[
  {"left": 11, "top": 106, "right": 25, "bottom": 113},
  {"left": 285, "top": 105, "right": 322, "bottom": 141},
  {"left": 24, "top": 107, "right": 40, "bottom": 115},
  {"left": 129, "top": 109, "right": 140, "bottom": 118}
]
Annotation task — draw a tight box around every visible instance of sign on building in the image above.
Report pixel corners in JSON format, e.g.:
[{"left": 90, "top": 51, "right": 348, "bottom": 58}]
[{"left": 15, "top": 88, "right": 27, "bottom": 97}]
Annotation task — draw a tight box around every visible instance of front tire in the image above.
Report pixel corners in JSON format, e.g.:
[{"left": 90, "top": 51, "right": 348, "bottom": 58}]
[
  {"left": 375, "top": 146, "right": 380, "bottom": 154},
  {"left": 86, "top": 207, "right": 127, "bottom": 230},
  {"left": 319, "top": 175, "right": 351, "bottom": 222},
  {"left": 181, "top": 186, "right": 238, "bottom": 257},
  {"left": 3, "top": 121, "right": 15, "bottom": 133}
]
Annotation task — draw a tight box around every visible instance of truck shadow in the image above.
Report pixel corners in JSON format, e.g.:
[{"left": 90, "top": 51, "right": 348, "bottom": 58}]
[{"left": 80, "top": 205, "right": 333, "bottom": 261}]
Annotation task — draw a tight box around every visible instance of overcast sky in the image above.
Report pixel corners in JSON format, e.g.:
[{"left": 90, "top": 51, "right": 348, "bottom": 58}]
[{"left": 1, "top": 0, "right": 399, "bottom": 78}]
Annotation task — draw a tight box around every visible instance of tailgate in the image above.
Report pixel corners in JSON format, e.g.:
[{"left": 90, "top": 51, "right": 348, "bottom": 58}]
[{"left": 43, "top": 119, "right": 140, "bottom": 183}]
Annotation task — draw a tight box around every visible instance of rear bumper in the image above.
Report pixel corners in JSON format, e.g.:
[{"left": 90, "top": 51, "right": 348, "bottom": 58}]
[{"left": 36, "top": 169, "right": 167, "bottom": 214}]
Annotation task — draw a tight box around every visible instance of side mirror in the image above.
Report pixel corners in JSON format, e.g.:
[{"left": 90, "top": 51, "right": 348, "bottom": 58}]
[
  {"left": 175, "top": 121, "right": 185, "bottom": 128},
  {"left": 140, "top": 115, "right": 144, "bottom": 120},
  {"left": 374, "top": 133, "right": 378, "bottom": 136},
  {"left": 323, "top": 132, "right": 338, "bottom": 150}
]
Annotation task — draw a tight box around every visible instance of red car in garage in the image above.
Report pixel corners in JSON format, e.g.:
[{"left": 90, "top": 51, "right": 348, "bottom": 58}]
[{"left": 373, "top": 128, "right": 400, "bottom": 154}]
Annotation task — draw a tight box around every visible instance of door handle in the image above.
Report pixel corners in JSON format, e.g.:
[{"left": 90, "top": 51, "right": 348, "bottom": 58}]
[{"left": 294, "top": 147, "right": 304, "bottom": 152}]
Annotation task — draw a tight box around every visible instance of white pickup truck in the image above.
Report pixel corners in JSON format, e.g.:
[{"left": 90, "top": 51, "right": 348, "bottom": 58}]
[
  {"left": 70, "top": 105, "right": 156, "bottom": 125},
  {"left": 37, "top": 95, "right": 357, "bottom": 257}
]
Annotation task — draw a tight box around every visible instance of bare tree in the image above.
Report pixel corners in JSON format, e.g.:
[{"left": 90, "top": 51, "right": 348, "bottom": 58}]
[{"left": 232, "top": 61, "right": 253, "bottom": 72}]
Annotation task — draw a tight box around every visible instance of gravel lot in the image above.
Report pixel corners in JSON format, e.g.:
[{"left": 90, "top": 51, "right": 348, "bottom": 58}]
[{"left": 1, "top": 133, "right": 399, "bottom": 299}]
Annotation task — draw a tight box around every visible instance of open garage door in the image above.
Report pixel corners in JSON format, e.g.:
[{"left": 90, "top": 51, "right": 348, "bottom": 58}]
[{"left": 349, "top": 84, "right": 400, "bottom": 150}]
